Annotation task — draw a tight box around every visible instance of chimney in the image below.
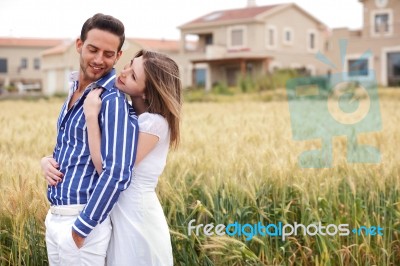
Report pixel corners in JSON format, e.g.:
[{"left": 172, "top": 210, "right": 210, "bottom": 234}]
[{"left": 247, "top": 0, "right": 256, "bottom": 7}]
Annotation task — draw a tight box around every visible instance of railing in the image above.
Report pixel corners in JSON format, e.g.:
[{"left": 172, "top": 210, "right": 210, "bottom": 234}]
[{"left": 15, "top": 82, "right": 41, "bottom": 94}]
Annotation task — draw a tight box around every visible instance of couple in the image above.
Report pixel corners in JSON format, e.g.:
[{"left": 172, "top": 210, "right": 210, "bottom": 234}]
[{"left": 40, "top": 13, "right": 181, "bottom": 265}]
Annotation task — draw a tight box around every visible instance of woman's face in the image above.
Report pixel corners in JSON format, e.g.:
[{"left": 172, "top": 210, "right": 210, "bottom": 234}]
[{"left": 115, "top": 56, "right": 146, "bottom": 98}]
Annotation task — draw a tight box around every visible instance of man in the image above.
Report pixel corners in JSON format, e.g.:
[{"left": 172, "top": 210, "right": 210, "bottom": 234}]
[{"left": 41, "top": 13, "right": 138, "bottom": 265}]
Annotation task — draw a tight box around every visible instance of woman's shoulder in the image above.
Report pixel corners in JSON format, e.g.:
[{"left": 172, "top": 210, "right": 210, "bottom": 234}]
[
  {"left": 138, "top": 112, "right": 167, "bottom": 124},
  {"left": 138, "top": 112, "right": 169, "bottom": 136}
]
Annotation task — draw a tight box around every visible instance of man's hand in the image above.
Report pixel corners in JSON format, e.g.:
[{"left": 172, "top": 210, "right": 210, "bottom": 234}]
[
  {"left": 72, "top": 230, "right": 85, "bottom": 249},
  {"left": 41, "top": 156, "right": 63, "bottom": 186}
]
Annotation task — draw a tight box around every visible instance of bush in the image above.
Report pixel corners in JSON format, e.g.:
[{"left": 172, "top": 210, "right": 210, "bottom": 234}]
[
  {"left": 5, "top": 85, "right": 17, "bottom": 93},
  {"left": 255, "top": 74, "right": 275, "bottom": 91},
  {"left": 212, "top": 82, "right": 232, "bottom": 95},
  {"left": 238, "top": 75, "right": 256, "bottom": 93}
]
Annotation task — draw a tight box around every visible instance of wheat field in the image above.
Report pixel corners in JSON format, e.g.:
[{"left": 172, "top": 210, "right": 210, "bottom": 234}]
[{"left": 0, "top": 90, "right": 399, "bottom": 265}]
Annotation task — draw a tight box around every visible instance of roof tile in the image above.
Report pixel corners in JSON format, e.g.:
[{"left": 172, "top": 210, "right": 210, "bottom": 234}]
[
  {"left": 181, "top": 4, "right": 281, "bottom": 27},
  {"left": 0, "top": 37, "right": 65, "bottom": 47}
]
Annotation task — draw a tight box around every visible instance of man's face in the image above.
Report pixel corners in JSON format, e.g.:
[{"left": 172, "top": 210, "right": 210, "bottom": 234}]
[{"left": 76, "top": 28, "right": 122, "bottom": 83}]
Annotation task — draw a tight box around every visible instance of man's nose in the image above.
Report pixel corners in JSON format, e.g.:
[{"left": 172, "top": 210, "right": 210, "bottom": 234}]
[{"left": 93, "top": 52, "right": 104, "bottom": 64}]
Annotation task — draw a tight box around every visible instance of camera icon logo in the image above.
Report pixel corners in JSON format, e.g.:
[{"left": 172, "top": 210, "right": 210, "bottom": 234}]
[{"left": 286, "top": 40, "right": 382, "bottom": 168}]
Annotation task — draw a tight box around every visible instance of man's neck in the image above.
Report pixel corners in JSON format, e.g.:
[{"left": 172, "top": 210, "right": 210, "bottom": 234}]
[
  {"left": 78, "top": 71, "right": 98, "bottom": 92},
  {"left": 77, "top": 82, "right": 90, "bottom": 92}
]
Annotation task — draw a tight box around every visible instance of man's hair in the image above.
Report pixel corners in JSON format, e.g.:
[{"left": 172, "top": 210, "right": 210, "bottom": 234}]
[{"left": 80, "top": 13, "right": 125, "bottom": 51}]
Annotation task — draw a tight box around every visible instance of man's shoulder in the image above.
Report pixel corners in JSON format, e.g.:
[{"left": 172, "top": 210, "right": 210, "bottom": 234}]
[
  {"left": 100, "top": 88, "right": 137, "bottom": 119},
  {"left": 101, "top": 87, "right": 126, "bottom": 101}
]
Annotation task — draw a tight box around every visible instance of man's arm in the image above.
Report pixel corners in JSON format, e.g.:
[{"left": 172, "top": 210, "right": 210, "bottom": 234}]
[{"left": 73, "top": 96, "right": 138, "bottom": 238}]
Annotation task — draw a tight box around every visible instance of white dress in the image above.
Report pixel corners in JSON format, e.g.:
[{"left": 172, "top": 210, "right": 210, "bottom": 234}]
[{"left": 107, "top": 112, "right": 173, "bottom": 266}]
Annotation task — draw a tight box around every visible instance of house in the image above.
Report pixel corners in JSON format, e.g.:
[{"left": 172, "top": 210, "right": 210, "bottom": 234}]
[
  {"left": 178, "top": 1, "right": 331, "bottom": 90},
  {"left": 0, "top": 38, "right": 65, "bottom": 91},
  {"left": 41, "top": 38, "right": 182, "bottom": 95},
  {"left": 3, "top": 1, "right": 398, "bottom": 95},
  {"left": 326, "top": 0, "right": 400, "bottom": 86}
]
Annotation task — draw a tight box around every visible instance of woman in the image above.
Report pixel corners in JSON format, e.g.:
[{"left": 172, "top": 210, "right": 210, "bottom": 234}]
[
  {"left": 43, "top": 49, "right": 182, "bottom": 265},
  {"left": 85, "top": 49, "right": 181, "bottom": 265}
]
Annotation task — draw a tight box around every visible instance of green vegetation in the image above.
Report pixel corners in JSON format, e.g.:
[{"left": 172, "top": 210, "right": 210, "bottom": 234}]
[{"left": 0, "top": 89, "right": 399, "bottom": 265}]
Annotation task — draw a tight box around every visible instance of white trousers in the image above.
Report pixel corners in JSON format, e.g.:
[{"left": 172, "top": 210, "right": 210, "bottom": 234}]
[{"left": 45, "top": 208, "right": 112, "bottom": 266}]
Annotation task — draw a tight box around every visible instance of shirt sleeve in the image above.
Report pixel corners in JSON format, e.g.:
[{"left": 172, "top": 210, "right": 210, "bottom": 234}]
[
  {"left": 138, "top": 112, "right": 168, "bottom": 140},
  {"left": 73, "top": 96, "right": 138, "bottom": 237}
]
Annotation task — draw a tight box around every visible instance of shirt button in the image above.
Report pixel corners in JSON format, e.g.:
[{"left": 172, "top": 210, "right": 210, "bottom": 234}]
[
  {"left": 57, "top": 147, "right": 61, "bottom": 150},
  {"left": 60, "top": 127, "right": 64, "bottom": 130}
]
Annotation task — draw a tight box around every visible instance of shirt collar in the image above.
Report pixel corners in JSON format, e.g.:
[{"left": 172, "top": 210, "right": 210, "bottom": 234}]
[
  {"left": 68, "top": 68, "right": 116, "bottom": 92},
  {"left": 95, "top": 68, "right": 116, "bottom": 92}
]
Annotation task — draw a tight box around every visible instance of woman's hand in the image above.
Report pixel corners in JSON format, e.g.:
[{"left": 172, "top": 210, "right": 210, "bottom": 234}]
[
  {"left": 41, "top": 156, "right": 63, "bottom": 186},
  {"left": 84, "top": 88, "right": 103, "bottom": 119}
]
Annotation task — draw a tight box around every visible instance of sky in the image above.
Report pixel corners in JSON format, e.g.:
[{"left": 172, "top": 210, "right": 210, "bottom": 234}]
[{"left": 0, "top": 0, "right": 363, "bottom": 40}]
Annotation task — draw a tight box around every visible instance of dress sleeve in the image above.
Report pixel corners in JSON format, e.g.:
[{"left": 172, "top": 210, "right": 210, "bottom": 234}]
[{"left": 138, "top": 112, "right": 169, "bottom": 139}]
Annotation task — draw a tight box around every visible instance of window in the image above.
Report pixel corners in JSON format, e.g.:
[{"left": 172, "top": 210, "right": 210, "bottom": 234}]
[
  {"left": 269, "top": 29, "right": 275, "bottom": 46},
  {"left": 344, "top": 54, "right": 373, "bottom": 80},
  {"left": 34, "top": 58, "right": 40, "bottom": 70},
  {"left": 348, "top": 59, "right": 369, "bottom": 77},
  {"left": 20, "top": 58, "right": 28, "bottom": 69},
  {"left": 375, "top": 13, "right": 389, "bottom": 33},
  {"left": 307, "top": 29, "right": 318, "bottom": 52},
  {"left": 227, "top": 26, "right": 247, "bottom": 49},
  {"left": 204, "top": 12, "right": 223, "bottom": 21},
  {"left": 266, "top": 25, "right": 277, "bottom": 49},
  {"left": 370, "top": 9, "right": 393, "bottom": 37},
  {"left": 283, "top": 27, "right": 293, "bottom": 45},
  {"left": 285, "top": 31, "right": 291, "bottom": 42},
  {"left": 309, "top": 33, "right": 315, "bottom": 50},
  {"left": 205, "top": 34, "right": 213, "bottom": 45},
  {"left": 231, "top": 29, "right": 243, "bottom": 46},
  {"left": 0, "top": 58, "right": 7, "bottom": 73}
]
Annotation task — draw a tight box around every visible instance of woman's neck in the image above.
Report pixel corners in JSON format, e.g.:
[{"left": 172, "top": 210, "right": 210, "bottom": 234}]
[{"left": 130, "top": 97, "right": 148, "bottom": 116}]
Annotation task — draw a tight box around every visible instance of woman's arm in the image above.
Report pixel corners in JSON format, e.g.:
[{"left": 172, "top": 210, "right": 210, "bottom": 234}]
[
  {"left": 84, "top": 89, "right": 160, "bottom": 173},
  {"left": 83, "top": 89, "right": 103, "bottom": 175},
  {"left": 86, "top": 115, "right": 103, "bottom": 174},
  {"left": 135, "top": 132, "right": 159, "bottom": 165}
]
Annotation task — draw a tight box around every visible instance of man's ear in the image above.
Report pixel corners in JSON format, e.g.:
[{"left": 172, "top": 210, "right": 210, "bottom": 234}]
[
  {"left": 114, "top": 50, "right": 123, "bottom": 65},
  {"left": 76, "top": 38, "right": 83, "bottom": 53}
]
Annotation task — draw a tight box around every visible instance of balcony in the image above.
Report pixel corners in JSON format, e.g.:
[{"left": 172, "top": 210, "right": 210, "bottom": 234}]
[{"left": 205, "top": 45, "right": 227, "bottom": 59}]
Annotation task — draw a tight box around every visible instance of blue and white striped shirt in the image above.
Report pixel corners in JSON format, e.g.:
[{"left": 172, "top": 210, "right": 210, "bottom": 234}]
[{"left": 47, "top": 69, "right": 138, "bottom": 237}]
